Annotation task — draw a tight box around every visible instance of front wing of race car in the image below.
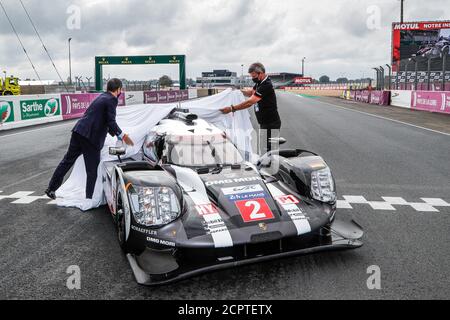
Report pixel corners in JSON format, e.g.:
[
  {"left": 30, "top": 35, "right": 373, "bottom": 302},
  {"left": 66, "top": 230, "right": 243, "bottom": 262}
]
[{"left": 126, "top": 219, "right": 363, "bottom": 286}]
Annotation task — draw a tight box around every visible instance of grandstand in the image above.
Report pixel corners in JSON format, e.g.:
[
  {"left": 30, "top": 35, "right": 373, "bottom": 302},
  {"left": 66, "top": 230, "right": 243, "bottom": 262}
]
[{"left": 268, "top": 72, "right": 304, "bottom": 88}]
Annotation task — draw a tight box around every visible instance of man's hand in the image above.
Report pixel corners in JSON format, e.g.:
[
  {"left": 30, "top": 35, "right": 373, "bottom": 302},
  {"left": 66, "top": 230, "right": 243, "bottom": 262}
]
[
  {"left": 220, "top": 106, "right": 233, "bottom": 114},
  {"left": 123, "top": 134, "right": 135, "bottom": 146}
]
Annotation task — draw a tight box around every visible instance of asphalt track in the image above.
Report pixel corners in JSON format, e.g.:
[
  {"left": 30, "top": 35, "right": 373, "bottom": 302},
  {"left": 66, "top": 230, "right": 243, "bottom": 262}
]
[{"left": 0, "top": 91, "right": 449, "bottom": 300}]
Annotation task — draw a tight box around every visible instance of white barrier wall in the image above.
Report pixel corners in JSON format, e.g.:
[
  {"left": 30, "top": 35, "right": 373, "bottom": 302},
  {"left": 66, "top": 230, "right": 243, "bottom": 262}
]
[
  {"left": 391, "top": 90, "right": 412, "bottom": 109},
  {"left": 188, "top": 89, "right": 198, "bottom": 99}
]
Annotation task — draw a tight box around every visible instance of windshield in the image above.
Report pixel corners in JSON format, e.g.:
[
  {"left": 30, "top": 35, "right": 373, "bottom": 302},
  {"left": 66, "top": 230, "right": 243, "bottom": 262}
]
[{"left": 168, "top": 136, "right": 244, "bottom": 167}]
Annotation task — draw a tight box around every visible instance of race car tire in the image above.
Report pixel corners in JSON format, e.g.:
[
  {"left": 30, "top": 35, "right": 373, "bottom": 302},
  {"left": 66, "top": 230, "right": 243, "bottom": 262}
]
[{"left": 116, "top": 191, "right": 132, "bottom": 253}]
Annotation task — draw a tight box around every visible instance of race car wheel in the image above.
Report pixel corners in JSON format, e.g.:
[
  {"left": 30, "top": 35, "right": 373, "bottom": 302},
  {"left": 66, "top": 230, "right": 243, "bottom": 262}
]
[{"left": 116, "top": 191, "right": 131, "bottom": 253}]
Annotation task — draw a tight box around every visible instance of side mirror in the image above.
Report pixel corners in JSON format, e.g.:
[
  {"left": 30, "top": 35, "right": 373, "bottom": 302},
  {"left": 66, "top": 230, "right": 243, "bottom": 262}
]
[
  {"left": 269, "top": 137, "right": 287, "bottom": 146},
  {"left": 109, "top": 147, "right": 126, "bottom": 156}
]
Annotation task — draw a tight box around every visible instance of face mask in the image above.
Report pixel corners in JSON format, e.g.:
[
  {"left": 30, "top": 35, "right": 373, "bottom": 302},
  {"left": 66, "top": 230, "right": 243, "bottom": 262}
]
[
  {"left": 252, "top": 77, "right": 260, "bottom": 84},
  {"left": 117, "top": 91, "right": 122, "bottom": 99}
]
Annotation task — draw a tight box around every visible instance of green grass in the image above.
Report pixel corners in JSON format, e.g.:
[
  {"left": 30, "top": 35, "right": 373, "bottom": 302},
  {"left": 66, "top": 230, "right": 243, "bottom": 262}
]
[{"left": 297, "top": 94, "right": 320, "bottom": 99}]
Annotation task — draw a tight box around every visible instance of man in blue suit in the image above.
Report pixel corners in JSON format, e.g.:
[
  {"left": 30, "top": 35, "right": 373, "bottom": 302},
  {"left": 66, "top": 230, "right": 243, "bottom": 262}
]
[{"left": 46, "top": 78, "right": 134, "bottom": 200}]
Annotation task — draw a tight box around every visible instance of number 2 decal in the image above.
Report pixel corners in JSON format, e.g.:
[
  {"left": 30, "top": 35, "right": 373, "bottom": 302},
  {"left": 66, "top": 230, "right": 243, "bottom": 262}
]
[
  {"left": 236, "top": 198, "right": 275, "bottom": 223},
  {"left": 246, "top": 201, "right": 266, "bottom": 220}
]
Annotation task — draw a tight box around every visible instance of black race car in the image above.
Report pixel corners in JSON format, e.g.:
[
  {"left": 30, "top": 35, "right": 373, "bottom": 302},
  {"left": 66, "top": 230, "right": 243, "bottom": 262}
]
[
  {"left": 103, "top": 109, "right": 363, "bottom": 286},
  {"left": 417, "top": 36, "right": 450, "bottom": 59}
]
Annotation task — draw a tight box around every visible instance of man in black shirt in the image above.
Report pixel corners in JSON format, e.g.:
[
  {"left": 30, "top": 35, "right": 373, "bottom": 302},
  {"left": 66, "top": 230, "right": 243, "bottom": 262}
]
[{"left": 220, "top": 62, "right": 281, "bottom": 153}]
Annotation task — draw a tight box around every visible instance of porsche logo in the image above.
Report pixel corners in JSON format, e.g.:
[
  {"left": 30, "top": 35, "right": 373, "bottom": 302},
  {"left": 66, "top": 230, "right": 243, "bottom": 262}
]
[{"left": 259, "top": 223, "right": 268, "bottom": 231}]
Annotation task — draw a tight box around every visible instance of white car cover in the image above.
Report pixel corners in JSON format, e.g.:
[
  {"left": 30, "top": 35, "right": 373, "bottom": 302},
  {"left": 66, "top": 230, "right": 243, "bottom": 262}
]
[{"left": 55, "top": 89, "right": 255, "bottom": 211}]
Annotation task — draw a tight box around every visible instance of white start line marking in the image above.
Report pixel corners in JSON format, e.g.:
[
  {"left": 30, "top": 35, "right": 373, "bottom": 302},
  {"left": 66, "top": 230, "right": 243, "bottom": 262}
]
[
  {"left": 337, "top": 196, "right": 450, "bottom": 213},
  {"left": 0, "top": 191, "right": 449, "bottom": 213}
]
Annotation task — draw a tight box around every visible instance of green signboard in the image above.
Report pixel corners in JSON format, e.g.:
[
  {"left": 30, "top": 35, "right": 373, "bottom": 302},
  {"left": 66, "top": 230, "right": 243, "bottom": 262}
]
[
  {"left": 0, "top": 100, "right": 14, "bottom": 123},
  {"left": 20, "top": 98, "right": 61, "bottom": 121},
  {"left": 95, "top": 55, "right": 186, "bottom": 91}
]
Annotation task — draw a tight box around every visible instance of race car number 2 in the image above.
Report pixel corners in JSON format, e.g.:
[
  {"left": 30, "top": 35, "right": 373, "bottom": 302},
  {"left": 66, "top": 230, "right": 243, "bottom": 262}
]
[{"left": 236, "top": 198, "right": 274, "bottom": 223}]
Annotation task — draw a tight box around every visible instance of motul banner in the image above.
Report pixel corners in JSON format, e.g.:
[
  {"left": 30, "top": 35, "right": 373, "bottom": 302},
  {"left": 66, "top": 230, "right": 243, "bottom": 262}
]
[{"left": 294, "top": 77, "right": 313, "bottom": 85}]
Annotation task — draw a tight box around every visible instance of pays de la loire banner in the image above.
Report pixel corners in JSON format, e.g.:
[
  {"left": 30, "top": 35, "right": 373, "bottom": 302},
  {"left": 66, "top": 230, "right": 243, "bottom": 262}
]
[
  {"left": 0, "top": 100, "right": 14, "bottom": 124},
  {"left": 61, "top": 93, "right": 126, "bottom": 120},
  {"left": 412, "top": 91, "right": 450, "bottom": 114},
  {"left": 20, "top": 97, "right": 61, "bottom": 121}
]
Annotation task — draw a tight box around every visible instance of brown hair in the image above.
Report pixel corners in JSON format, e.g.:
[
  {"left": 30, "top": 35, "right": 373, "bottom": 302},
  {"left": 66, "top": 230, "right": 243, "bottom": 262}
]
[{"left": 248, "top": 62, "right": 266, "bottom": 74}]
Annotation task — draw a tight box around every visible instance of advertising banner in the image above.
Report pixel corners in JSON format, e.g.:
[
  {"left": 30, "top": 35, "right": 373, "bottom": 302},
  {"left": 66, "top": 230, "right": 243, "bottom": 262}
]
[
  {"left": 118, "top": 93, "right": 126, "bottom": 107},
  {"left": 294, "top": 77, "right": 313, "bottom": 84},
  {"left": 167, "top": 91, "right": 177, "bottom": 102},
  {"left": 354, "top": 90, "right": 371, "bottom": 103},
  {"left": 144, "top": 91, "right": 158, "bottom": 104},
  {"left": 20, "top": 97, "right": 61, "bottom": 121},
  {"left": 61, "top": 93, "right": 127, "bottom": 120},
  {"left": 157, "top": 91, "right": 168, "bottom": 103},
  {"left": 411, "top": 91, "right": 450, "bottom": 114},
  {"left": 391, "top": 90, "right": 413, "bottom": 108},
  {"left": 370, "top": 91, "right": 390, "bottom": 106},
  {"left": 361, "top": 90, "right": 371, "bottom": 103},
  {"left": 0, "top": 100, "right": 14, "bottom": 124},
  {"left": 143, "top": 90, "right": 189, "bottom": 104},
  {"left": 124, "top": 91, "right": 144, "bottom": 105},
  {"left": 61, "top": 94, "right": 94, "bottom": 120}
]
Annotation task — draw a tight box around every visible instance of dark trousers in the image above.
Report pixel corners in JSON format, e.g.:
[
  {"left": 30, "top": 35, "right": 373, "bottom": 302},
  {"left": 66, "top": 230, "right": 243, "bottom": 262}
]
[
  {"left": 260, "top": 121, "right": 281, "bottom": 154},
  {"left": 48, "top": 132, "right": 100, "bottom": 199}
]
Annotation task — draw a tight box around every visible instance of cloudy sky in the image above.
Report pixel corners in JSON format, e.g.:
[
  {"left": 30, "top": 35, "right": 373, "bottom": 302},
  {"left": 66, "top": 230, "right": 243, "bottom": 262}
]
[{"left": 0, "top": 0, "right": 448, "bottom": 82}]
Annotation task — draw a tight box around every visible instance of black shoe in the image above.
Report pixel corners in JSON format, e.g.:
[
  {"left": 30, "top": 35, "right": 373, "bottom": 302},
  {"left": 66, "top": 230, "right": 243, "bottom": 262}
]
[{"left": 45, "top": 189, "right": 56, "bottom": 200}]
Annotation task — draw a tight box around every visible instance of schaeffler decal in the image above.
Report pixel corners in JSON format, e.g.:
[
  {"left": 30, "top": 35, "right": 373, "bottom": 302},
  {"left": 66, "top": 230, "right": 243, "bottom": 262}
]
[{"left": 131, "top": 225, "right": 158, "bottom": 236}]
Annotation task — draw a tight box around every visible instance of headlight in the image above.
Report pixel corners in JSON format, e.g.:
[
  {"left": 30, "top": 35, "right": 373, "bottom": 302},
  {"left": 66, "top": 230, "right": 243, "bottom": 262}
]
[
  {"left": 311, "top": 167, "right": 336, "bottom": 203},
  {"left": 128, "top": 186, "right": 181, "bottom": 227}
]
